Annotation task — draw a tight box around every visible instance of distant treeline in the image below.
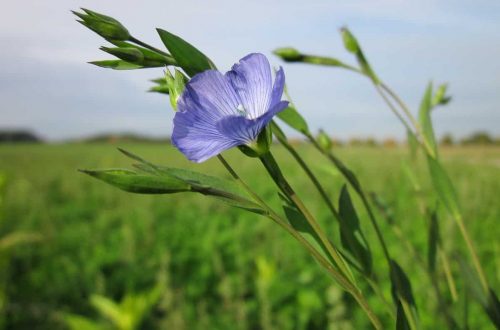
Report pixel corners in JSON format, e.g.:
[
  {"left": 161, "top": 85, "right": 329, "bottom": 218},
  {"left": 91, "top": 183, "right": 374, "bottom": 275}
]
[{"left": 0, "top": 130, "right": 499, "bottom": 146}]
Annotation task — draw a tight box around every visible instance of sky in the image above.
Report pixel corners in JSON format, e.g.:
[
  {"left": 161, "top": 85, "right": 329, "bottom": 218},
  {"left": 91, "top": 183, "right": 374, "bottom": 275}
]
[{"left": 1, "top": 0, "right": 499, "bottom": 141}]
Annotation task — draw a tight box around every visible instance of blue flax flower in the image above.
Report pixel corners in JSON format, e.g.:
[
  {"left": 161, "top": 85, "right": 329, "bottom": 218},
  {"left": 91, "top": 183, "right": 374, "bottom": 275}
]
[{"left": 172, "top": 53, "right": 289, "bottom": 162}]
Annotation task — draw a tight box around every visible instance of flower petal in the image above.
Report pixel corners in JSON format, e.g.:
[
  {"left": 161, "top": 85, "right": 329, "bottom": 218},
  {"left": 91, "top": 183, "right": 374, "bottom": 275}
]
[
  {"left": 216, "top": 100, "right": 289, "bottom": 143},
  {"left": 172, "top": 70, "right": 243, "bottom": 163},
  {"left": 226, "top": 53, "right": 272, "bottom": 119},
  {"left": 270, "top": 66, "right": 285, "bottom": 108},
  {"left": 172, "top": 109, "right": 240, "bottom": 162}
]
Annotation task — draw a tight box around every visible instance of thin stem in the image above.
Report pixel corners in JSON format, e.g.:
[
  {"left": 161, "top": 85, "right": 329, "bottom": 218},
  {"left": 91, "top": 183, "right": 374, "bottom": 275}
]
[
  {"left": 259, "top": 152, "right": 355, "bottom": 283},
  {"left": 455, "top": 214, "right": 488, "bottom": 292},
  {"left": 271, "top": 122, "right": 341, "bottom": 222},
  {"left": 129, "top": 36, "right": 171, "bottom": 57},
  {"left": 216, "top": 155, "right": 382, "bottom": 329},
  {"left": 306, "top": 133, "right": 392, "bottom": 264}
]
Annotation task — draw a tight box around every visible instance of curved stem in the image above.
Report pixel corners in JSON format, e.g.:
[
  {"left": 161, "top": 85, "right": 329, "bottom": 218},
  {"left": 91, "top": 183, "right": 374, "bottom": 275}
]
[
  {"left": 216, "top": 155, "right": 382, "bottom": 329},
  {"left": 129, "top": 36, "right": 171, "bottom": 57},
  {"left": 259, "top": 152, "right": 355, "bottom": 283},
  {"left": 306, "top": 133, "right": 392, "bottom": 264}
]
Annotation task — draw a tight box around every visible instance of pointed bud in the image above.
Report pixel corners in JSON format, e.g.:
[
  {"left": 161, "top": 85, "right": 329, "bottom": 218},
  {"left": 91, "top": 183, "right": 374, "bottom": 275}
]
[
  {"left": 432, "top": 84, "right": 451, "bottom": 107},
  {"left": 165, "top": 69, "right": 188, "bottom": 111},
  {"left": 317, "top": 129, "right": 332, "bottom": 151},
  {"left": 340, "top": 27, "right": 360, "bottom": 54},
  {"left": 273, "top": 47, "right": 303, "bottom": 62},
  {"left": 100, "top": 47, "right": 144, "bottom": 63},
  {"left": 73, "top": 8, "right": 130, "bottom": 41}
]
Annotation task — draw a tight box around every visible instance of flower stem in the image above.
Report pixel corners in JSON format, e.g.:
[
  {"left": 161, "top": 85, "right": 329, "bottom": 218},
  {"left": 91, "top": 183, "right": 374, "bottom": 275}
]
[
  {"left": 216, "top": 155, "right": 382, "bottom": 329},
  {"left": 258, "top": 152, "right": 355, "bottom": 284},
  {"left": 305, "top": 133, "right": 392, "bottom": 265},
  {"left": 129, "top": 36, "right": 172, "bottom": 57}
]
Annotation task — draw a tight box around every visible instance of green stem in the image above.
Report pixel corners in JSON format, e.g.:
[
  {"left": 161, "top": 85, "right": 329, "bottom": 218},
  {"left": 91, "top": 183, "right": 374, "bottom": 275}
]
[
  {"left": 216, "top": 155, "right": 382, "bottom": 329},
  {"left": 258, "top": 152, "right": 355, "bottom": 283},
  {"left": 271, "top": 122, "right": 340, "bottom": 222},
  {"left": 129, "top": 36, "right": 172, "bottom": 57},
  {"left": 306, "top": 133, "right": 392, "bottom": 265}
]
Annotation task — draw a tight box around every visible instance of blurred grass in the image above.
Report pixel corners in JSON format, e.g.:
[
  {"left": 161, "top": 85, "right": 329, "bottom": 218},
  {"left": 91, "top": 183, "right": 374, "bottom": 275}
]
[{"left": 0, "top": 143, "right": 498, "bottom": 329}]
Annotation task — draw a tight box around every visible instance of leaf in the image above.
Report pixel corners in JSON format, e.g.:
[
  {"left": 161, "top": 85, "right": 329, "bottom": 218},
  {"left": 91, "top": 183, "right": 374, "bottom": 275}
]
[
  {"left": 61, "top": 313, "right": 107, "bottom": 330},
  {"left": 390, "top": 260, "right": 419, "bottom": 329},
  {"left": 79, "top": 168, "right": 191, "bottom": 194},
  {"left": 427, "top": 156, "right": 460, "bottom": 218},
  {"left": 89, "top": 60, "right": 147, "bottom": 70},
  {"left": 118, "top": 148, "right": 262, "bottom": 213},
  {"left": 486, "top": 289, "right": 500, "bottom": 328},
  {"left": 418, "top": 82, "right": 437, "bottom": 158},
  {"left": 406, "top": 130, "right": 419, "bottom": 160},
  {"left": 109, "top": 40, "right": 176, "bottom": 65},
  {"left": 427, "top": 208, "right": 440, "bottom": 272},
  {"left": 156, "top": 28, "right": 216, "bottom": 76},
  {"left": 338, "top": 185, "right": 372, "bottom": 275},
  {"left": 90, "top": 295, "right": 126, "bottom": 328},
  {"left": 277, "top": 106, "right": 309, "bottom": 134}
]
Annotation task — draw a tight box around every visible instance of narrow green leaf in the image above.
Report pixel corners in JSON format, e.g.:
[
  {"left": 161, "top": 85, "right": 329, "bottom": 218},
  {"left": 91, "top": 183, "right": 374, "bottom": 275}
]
[
  {"left": 427, "top": 208, "right": 440, "bottom": 272},
  {"left": 277, "top": 106, "right": 309, "bottom": 134},
  {"left": 418, "top": 82, "right": 437, "bottom": 158},
  {"left": 156, "top": 28, "right": 215, "bottom": 76},
  {"left": 109, "top": 40, "right": 176, "bottom": 65},
  {"left": 89, "top": 60, "right": 147, "bottom": 70},
  {"left": 390, "top": 260, "right": 419, "bottom": 329},
  {"left": 100, "top": 46, "right": 144, "bottom": 63},
  {"left": 79, "top": 168, "right": 190, "bottom": 194},
  {"left": 338, "top": 185, "right": 372, "bottom": 275},
  {"left": 117, "top": 148, "right": 260, "bottom": 212},
  {"left": 457, "top": 256, "right": 488, "bottom": 306},
  {"left": 427, "top": 156, "right": 460, "bottom": 218},
  {"left": 407, "top": 130, "right": 419, "bottom": 160},
  {"left": 486, "top": 289, "right": 500, "bottom": 328}
]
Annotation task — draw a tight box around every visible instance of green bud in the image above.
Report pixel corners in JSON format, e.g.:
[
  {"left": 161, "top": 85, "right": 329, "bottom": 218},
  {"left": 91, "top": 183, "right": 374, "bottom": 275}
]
[
  {"left": 100, "top": 47, "right": 144, "bottom": 63},
  {"left": 432, "top": 83, "right": 451, "bottom": 107},
  {"left": 340, "top": 27, "right": 359, "bottom": 54},
  {"left": 238, "top": 125, "right": 272, "bottom": 158},
  {"left": 316, "top": 129, "right": 332, "bottom": 151},
  {"left": 73, "top": 8, "right": 130, "bottom": 41},
  {"left": 273, "top": 47, "right": 304, "bottom": 62},
  {"left": 165, "top": 69, "right": 188, "bottom": 111}
]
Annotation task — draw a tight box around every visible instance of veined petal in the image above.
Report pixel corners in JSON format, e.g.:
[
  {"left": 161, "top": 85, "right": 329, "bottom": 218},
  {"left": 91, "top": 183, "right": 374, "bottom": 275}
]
[
  {"left": 226, "top": 53, "right": 272, "bottom": 119},
  {"left": 270, "top": 66, "right": 285, "bottom": 108},
  {"left": 172, "top": 109, "right": 240, "bottom": 162},
  {"left": 216, "top": 100, "right": 289, "bottom": 143},
  {"left": 178, "top": 69, "right": 241, "bottom": 121}
]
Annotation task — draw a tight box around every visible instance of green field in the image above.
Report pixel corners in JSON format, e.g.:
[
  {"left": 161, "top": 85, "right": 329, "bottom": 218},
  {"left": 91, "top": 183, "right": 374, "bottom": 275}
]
[{"left": 0, "top": 143, "right": 499, "bottom": 329}]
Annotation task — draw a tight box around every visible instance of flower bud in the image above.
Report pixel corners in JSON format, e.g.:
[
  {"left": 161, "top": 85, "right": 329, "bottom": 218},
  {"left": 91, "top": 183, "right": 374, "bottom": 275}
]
[
  {"left": 73, "top": 8, "right": 130, "bottom": 41},
  {"left": 273, "top": 47, "right": 303, "bottom": 62},
  {"left": 165, "top": 69, "right": 188, "bottom": 111},
  {"left": 100, "top": 47, "right": 143, "bottom": 63},
  {"left": 316, "top": 129, "right": 332, "bottom": 152},
  {"left": 340, "top": 27, "right": 359, "bottom": 54}
]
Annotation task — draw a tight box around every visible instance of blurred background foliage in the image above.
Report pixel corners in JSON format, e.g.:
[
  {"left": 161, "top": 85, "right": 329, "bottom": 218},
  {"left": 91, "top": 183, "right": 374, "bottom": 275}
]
[{"left": 0, "top": 143, "right": 498, "bottom": 329}]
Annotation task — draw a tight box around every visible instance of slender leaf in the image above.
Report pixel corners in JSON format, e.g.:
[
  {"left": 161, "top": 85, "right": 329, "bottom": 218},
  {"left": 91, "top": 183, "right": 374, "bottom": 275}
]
[
  {"left": 418, "top": 82, "right": 437, "bottom": 158},
  {"left": 276, "top": 106, "right": 309, "bottom": 134},
  {"left": 338, "top": 185, "right": 372, "bottom": 275},
  {"left": 79, "top": 168, "right": 190, "bottom": 194},
  {"left": 390, "top": 260, "right": 419, "bottom": 329},
  {"left": 156, "top": 28, "right": 215, "bottom": 76},
  {"left": 89, "top": 60, "right": 146, "bottom": 70},
  {"left": 427, "top": 156, "right": 461, "bottom": 218},
  {"left": 427, "top": 208, "right": 440, "bottom": 272}
]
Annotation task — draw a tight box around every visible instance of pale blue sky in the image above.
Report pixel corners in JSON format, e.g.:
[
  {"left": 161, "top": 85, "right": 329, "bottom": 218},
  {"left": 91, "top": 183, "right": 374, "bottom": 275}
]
[{"left": 1, "top": 0, "right": 499, "bottom": 140}]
